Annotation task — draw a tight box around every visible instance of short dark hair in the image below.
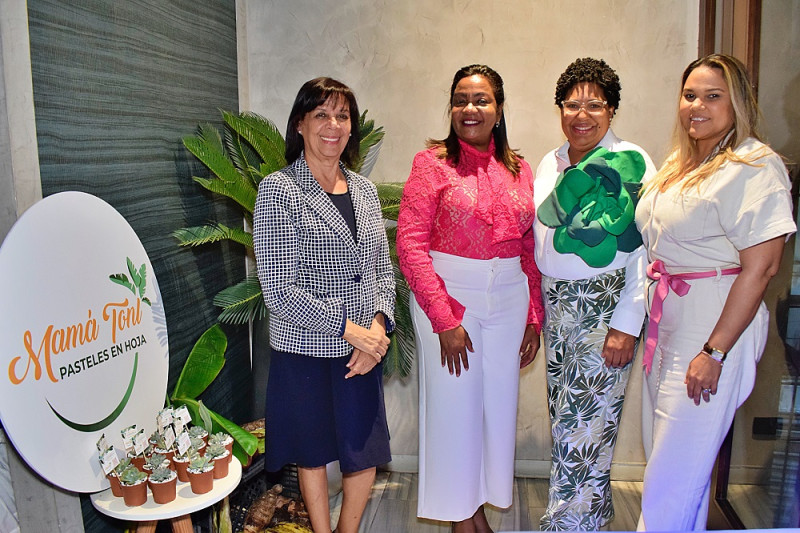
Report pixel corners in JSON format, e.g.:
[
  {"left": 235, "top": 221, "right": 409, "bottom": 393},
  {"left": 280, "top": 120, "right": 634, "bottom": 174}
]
[
  {"left": 428, "top": 64, "right": 522, "bottom": 176},
  {"left": 285, "top": 77, "right": 361, "bottom": 166},
  {"left": 554, "top": 58, "right": 621, "bottom": 111}
]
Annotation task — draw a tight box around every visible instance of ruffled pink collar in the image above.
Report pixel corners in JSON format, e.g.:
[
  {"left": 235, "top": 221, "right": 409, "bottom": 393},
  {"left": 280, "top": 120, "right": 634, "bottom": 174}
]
[{"left": 456, "top": 138, "right": 522, "bottom": 244}]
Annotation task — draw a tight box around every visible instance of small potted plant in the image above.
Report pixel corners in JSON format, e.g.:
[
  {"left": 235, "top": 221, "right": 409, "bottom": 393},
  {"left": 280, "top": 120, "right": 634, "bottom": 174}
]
[
  {"left": 106, "top": 457, "right": 131, "bottom": 497},
  {"left": 143, "top": 453, "right": 170, "bottom": 474},
  {"left": 172, "top": 448, "right": 194, "bottom": 482},
  {"left": 118, "top": 465, "right": 148, "bottom": 506},
  {"left": 186, "top": 454, "right": 214, "bottom": 494},
  {"left": 126, "top": 449, "right": 147, "bottom": 472},
  {"left": 205, "top": 443, "right": 231, "bottom": 479},
  {"left": 188, "top": 425, "right": 208, "bottom": 445},
  {"left": 189, "top": 435, "right": 206, "bottom": 457},
  {"left": 147, "top": 465, "right": 178, "bottom": 504},
  {"left": 208, "top": 432, "right": 233, "bottom": 461},
  {"left": 151, "top": 433, "right": 175, "bottom": 467}
]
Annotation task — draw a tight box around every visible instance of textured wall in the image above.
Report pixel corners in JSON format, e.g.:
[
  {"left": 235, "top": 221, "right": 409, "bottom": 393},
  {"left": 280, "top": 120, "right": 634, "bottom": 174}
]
[
  {"left": 238, "top": 0, "right": 700, "bottom": 475},
  {"left": 26, "top": 1, "right": 244, "bottom": 529}
]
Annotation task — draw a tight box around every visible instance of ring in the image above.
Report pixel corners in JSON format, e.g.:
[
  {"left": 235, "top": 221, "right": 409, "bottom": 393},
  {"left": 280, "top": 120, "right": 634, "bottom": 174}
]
[{"left": 702, "top": 388, "right": 711, "bottom": 393}]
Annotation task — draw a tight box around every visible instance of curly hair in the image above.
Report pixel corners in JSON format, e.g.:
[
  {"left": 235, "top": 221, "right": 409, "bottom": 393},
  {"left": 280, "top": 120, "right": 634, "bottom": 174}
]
[{"left": 554, "top": 57, "right": 621, "bottom": 111}]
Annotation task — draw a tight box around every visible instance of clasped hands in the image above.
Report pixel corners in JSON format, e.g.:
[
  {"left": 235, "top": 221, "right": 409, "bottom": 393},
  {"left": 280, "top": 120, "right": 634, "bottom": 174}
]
[
  {"left": 342, "top": 315, "right": 389, "bottom": 379},
  {"left": 438, "top": 323, "right": 540, "bottom": 377}
]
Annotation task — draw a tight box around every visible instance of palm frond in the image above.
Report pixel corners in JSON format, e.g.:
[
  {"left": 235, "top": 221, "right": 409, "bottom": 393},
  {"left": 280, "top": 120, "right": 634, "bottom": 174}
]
[
  {"left": 383, "top": 265, "right": 415, "bottom": 378},
  {"left": 224, "top": 127, "right": 265, "bottom": 189},
  {"left": 196, "top": 123, "right": 225, "bottom": 155},
  {"left": 182, "top": 135, "right": 241, "bottom": 185},
  {"left": 193, "top": 176, "right": 257, "bottom": 219},
  {"left": 212, "top": 274, "right": 267, "bottom": 325},
  {"left": 375, "top": 182, "right": 405, "bottom": 221},
  {"left": 354, "top": 110, "right": 386, "bottom": 175},
  {"left": 222, "top": 111, "right": 286, "bottom": 179},
  {"left": 173, "top": 224, "right": 251, "bottom": 249}
]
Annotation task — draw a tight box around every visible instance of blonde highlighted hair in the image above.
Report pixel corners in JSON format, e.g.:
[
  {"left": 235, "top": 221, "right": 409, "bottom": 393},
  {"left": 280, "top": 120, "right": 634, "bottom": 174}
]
[{"left": 645, "top": 54, "right": 767, "bottom": 193}]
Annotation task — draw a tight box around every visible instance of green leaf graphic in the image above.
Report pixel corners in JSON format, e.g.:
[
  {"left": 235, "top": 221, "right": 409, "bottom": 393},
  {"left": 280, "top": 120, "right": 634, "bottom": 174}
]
[
  {"left": 109, "top": 274, "right": 135, "bottom": 294},
  {"left": 47, "top": 352, "right": 139, "bottom": 432}
]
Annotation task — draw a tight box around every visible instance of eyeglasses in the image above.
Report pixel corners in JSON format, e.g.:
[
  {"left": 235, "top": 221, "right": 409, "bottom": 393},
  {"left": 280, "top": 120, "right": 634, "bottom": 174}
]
[{"left": 561, "top": 99, "right": 608, "bottom": 115}]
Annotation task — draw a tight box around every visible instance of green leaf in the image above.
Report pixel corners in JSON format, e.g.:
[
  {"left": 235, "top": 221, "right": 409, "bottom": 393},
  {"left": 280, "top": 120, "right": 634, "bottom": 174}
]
[
  {"left": 171, "top": 397, "right": 258, "bottom": 463},
  {"left": 173, "top": 224, "right": 253, "bottom": 249},
  {"left": 192, "top": 176, "right": 257, "bottom": 218},
  {"left": 223, "top": 111, "right": 286, "bottom": 180},
  {"left": 109, "top": 273, "right": 135, "bottom": 294},
  {"left": 213, "top": 274, "right": 267, "bottom": 325},
  {"left": 171, "top": 324, "right": 227, "bottom": 399},
  {"left": 198, "top": 400, "right": 214, "bottom": 432},
  {"left": 137, "top": 263, "right": 147, "bottom": 299}
]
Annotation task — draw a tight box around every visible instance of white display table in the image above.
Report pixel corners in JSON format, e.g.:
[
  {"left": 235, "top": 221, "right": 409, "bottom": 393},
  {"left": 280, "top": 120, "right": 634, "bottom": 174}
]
[{"left": 91, "top": 459, "right": 241, "bottom": 532}]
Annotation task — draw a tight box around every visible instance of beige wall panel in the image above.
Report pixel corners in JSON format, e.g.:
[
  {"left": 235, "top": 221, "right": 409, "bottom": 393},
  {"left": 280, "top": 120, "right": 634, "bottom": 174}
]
[{"left": 239, "top": 0, "right": 701, "bottom": 475}]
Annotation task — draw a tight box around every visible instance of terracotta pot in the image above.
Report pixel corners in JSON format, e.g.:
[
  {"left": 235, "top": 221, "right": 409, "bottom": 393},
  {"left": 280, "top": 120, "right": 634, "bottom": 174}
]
[
  {"left": 106, "top": 472, "right": 122, "bottom": 497},
  {"left": 221, "top": 435, "right": 233, "bottom": 457},
  {"left": 187, "top": 467, "right": 214, "bottom": 494},
  {"left": 128, "top": 454, "right": 146, "bottom": 472},
  {"left": 148, "top": 473, "right": 178, "bottom": 504},
  {"left": 212, "top": 452, "right": 230, "bottom": 479},
  {"left": 120, "top": 479, "right": 148, "bottom": 507},
  {"left": 172, "top": 456, "right": 191, "bottom": 482}
]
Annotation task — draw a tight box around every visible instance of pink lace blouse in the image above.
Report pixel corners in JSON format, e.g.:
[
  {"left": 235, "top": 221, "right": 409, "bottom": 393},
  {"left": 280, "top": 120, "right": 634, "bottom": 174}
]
[{"left": 397, "top": 139, "right": 544, "bottom": 333}]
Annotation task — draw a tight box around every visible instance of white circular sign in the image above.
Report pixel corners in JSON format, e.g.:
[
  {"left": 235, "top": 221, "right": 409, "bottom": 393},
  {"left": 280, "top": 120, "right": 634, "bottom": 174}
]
[{"left": 0, "top": 192, "right": 169, "bottom": 492}]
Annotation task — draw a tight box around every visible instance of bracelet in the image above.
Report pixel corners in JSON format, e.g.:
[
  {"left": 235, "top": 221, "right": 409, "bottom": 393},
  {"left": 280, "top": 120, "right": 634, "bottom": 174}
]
[{"left": 702, "top": 342, "right": 727, "bottom": 365}]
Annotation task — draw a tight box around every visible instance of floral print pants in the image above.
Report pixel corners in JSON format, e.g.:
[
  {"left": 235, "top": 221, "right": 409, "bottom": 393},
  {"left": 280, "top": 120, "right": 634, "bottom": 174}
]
[{"left": 539, "top": 269, "right": 635, "bottom": 531}]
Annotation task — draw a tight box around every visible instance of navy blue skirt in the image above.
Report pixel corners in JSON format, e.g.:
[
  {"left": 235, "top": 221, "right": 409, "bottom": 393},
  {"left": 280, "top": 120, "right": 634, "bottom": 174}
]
[{"left": 264, "top": 349, "right": 391, "bottom": 474}]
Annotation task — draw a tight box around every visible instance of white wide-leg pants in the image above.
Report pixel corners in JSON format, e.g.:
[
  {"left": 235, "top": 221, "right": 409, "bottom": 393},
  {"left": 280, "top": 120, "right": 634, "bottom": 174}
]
[
  {"left": 413, "top": 251, "right": 529, "bottom": 521},
  {"left": 638, "top": 275, "right": 766, "bottom": 531}
]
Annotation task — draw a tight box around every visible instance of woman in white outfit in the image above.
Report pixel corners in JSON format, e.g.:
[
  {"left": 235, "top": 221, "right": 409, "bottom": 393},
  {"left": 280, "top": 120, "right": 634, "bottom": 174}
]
[
  {"left": 635, "top": 54, "right": 796, "bottom": 531},
  {"left": 397, "top": 64, "right": 544, "bottom": 533}
]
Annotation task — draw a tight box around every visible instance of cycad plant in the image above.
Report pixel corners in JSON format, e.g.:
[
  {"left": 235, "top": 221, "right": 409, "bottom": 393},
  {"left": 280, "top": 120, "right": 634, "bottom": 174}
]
[{"left": 175, "top": 111, "right": 414, "bottom": 377}]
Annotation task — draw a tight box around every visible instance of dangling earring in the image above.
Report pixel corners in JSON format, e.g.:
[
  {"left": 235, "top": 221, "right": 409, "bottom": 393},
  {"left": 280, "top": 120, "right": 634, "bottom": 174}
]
[
  {"left": 494, "top": 121, "right": 500, "bottom": 129},
  {"left": 298, "top": 130, "right": 302, "bottom": 135}
]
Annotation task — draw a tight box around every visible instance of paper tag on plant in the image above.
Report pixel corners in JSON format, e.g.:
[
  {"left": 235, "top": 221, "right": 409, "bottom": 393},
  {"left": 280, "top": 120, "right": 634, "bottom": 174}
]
[
  {"left": 132, "top": 428, "right": 148, "bottom": 456},
  {"left": 173, "top": 417, "right": 184, "bottom": 436},
  {"left": 99, "top": 447, "right": 119, "bottom": 475},
  {"left": 157, "top": 407, "right": 174, "bottom": 431},
  {"left": 174, "top": 405, "right": 192, "bottom": 426},
  {"left": 164, "top": 426, "right": 176, "bottom": 449},
  {"left": 95, "top": 433, "right": 109, "bottom": 453},
  {"left": 121, "top": 424, "right": 137, "bottom": 452},
  {"left": 176, "top": 431, "right": 191, "bottom": 456}
]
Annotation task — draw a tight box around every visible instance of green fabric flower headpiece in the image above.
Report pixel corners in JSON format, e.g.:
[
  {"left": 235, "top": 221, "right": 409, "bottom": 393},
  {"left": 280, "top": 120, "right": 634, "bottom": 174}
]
[{"left": 537, "top": 146, "right": 646, "bottom": 268}]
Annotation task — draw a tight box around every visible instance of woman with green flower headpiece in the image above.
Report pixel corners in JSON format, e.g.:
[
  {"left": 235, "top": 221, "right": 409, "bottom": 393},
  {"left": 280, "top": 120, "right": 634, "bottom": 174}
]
[{"left": 533, "top": 57, "right": 656, "bottom": 531}]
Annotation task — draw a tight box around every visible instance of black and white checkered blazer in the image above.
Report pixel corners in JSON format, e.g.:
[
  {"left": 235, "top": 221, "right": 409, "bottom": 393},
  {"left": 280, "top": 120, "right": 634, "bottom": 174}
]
[{"left": 253, "top": 154, "right": 396, "bottom": 358}]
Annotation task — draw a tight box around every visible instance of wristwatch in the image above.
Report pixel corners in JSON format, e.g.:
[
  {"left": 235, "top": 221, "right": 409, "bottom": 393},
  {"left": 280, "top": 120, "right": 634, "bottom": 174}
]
[{"left": 702, "top": 342, "right": 727, "bottom": 364}]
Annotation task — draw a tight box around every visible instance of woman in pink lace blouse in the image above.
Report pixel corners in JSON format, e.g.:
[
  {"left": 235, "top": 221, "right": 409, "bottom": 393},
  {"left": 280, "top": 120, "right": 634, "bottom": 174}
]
[{"left": 397, "top": 64, "right": 544, "bottom": 533}]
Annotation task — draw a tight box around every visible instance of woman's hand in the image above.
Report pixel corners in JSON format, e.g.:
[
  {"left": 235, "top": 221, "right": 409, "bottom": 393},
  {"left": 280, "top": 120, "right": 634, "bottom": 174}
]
[
  {"left": 438, "top": 325, "right": 473, "bottom": 377},
  {"left": 602, "top": 328, "right": 636, "bottom": 368},
  {"left": 685, "top": 352, "right": 722, "bottom": 405},
  {"left": 343, "top": 319, "right": 390, "bottom": 362},
  {"left": 345, "top": 349, "right": 378, "bottom": 379},
  {"left": 519, "top": 324, "right": 540, "bottom": 369}
]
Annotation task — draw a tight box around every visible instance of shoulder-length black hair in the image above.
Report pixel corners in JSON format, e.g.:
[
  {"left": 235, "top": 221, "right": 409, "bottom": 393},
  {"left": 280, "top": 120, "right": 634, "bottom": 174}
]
[
  {"left": 427, "top": 64, "right": 522, "bottom": 176},
  {"left": 284, "top": 77, "right": 361, "bottom": 167}
]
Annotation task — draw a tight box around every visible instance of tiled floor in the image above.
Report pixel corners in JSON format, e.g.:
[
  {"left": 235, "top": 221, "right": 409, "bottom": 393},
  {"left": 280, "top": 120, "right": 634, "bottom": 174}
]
[
  {"left": 330, "top": 472, "right": 787, "bottom": 532},
  {"left": 330, "top": 472, "right": 644, "bottom": 532}
]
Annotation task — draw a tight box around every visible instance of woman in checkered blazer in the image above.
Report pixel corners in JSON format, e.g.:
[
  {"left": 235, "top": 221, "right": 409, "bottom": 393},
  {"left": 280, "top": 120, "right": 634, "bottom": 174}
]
[{"left": 253, "top": 77, "right": 395, "bottom": 533}]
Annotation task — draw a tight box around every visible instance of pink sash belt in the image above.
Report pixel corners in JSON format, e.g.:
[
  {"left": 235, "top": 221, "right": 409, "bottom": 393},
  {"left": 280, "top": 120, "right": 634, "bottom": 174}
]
[{"left": 643, "top": 259, "right": 741, "bottom": 373}]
